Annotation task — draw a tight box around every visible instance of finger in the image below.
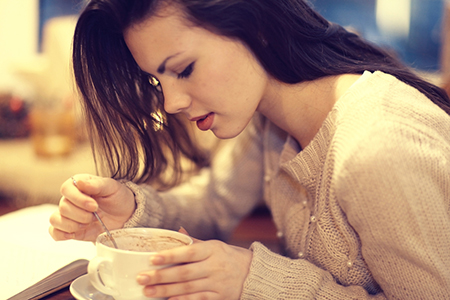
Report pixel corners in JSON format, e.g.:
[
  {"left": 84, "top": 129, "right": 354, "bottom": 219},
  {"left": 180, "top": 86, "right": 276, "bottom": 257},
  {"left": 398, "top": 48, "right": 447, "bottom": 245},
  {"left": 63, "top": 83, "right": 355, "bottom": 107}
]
[
  {"left": 60, "top": 179, "right": 98, "bottom": 212},
  {"left": 49, "top": 208, "right": 90, "bottom": 233},
  {"left": 178, "top": 226, "right": 189, "bottom": 235},
  {"left": 151, "top": 242, "right": 209, "bottom": 266},
  {"left": 177, "top": 227, "right": 203, "bottom": 245},
  {"left": 177, "top": 227, "right": 201, "bottom": 244},
  {"left": 167, "top": 291, "right": 219, "bottom": 300},
  {"left": 50, "top": 225, "right": 95, "bottom": 240},
  {"left": 49, "top": 226, "right": 74, "bottom": 241},
  {"left": 49, "top": 219, "right": 102, "bottom": 242},
  {"left": 59, "top": 196, "right": 97, "bottom": 224},
  {"left": 73, "top": 175, "right": 119, "bottom": 199},
  {"left": 138, "top": 261, "right": 208, "bottom": 286},
  {"left": 142, "top": 278, "right": 216, "bottom": 299}
]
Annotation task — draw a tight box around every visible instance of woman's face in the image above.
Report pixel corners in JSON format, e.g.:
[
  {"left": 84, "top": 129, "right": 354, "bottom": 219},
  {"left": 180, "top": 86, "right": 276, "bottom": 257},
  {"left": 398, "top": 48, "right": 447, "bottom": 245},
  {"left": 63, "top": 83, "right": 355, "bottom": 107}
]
[{"left": 124, "top": 5, "right": 269, "bottom": 139}]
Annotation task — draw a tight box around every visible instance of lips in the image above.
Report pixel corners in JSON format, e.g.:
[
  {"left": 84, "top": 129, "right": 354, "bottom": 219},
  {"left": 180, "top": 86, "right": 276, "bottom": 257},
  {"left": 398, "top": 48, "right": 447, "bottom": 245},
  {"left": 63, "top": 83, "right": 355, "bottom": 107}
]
[{"left": 192, "top": 113, "right": 214, "bottom": 131}]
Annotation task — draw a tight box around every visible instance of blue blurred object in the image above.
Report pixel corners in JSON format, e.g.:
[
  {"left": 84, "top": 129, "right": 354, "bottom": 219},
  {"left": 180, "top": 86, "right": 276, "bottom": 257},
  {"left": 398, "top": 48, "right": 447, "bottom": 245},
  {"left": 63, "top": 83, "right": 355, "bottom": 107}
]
[
  {"left": 309, "top": 0, "right": 444, "bottom": 71},
  {"left": 38, "top": 0, "right": 85, "bottom": 52}
]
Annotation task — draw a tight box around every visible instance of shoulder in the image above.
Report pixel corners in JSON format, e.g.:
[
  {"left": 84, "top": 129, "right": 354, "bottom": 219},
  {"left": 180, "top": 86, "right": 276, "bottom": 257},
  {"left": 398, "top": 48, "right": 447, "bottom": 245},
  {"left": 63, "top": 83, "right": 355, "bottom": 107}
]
[
  {"left": 329, "top": 71, "right": 450, "bottom": 204},
  {"left": 332, "top": 71, "right": 450, "bottom": 159}
]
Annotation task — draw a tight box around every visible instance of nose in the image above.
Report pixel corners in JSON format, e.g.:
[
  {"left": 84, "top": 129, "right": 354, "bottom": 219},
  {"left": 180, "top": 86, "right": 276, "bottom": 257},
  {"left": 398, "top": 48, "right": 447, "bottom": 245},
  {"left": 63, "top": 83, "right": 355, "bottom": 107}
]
[{"left": 161, "top": 82, "right": 191, "bottom": 114}]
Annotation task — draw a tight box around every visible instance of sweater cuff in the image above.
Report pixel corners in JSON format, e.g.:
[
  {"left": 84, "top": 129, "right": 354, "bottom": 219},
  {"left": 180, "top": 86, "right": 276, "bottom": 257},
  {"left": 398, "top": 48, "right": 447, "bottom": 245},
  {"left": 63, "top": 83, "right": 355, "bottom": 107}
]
[
  {"left": 241, "top": 242, "right": 334, "bottom": 299},
  {"left": 122, "top": 181, "right": 164, "bottom": 228},
  {"left": 241, "top": 242, "right": 294, "bottom": 299}
]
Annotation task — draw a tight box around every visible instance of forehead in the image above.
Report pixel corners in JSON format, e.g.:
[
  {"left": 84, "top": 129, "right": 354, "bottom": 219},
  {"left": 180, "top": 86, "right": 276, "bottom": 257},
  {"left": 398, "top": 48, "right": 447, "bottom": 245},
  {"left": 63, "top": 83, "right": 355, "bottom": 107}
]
[
  {"left": 125, "top": 4, "right": 190, "bottom": 42},
  {"left": 123, "top": 6, "right": 193, "bottom": 70}
]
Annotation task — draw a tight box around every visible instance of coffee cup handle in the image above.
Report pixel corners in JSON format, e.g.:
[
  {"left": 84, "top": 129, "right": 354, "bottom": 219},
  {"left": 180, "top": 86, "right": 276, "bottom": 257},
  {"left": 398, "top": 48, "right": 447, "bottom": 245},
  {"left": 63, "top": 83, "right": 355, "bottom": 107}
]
[{"left": 87, "top": 256, "right": 118, "bottom": 297}]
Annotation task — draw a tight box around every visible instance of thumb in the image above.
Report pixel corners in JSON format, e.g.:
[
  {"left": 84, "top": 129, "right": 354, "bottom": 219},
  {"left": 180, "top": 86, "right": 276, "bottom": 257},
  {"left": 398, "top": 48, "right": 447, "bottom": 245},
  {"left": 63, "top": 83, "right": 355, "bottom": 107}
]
[
  {"left": 178, "top": 226, "right": 202, "bottom": 243},
  {"left": 74, "top": 175, "right": 116, "bottom": 198},
  {"left": 178, "top": 226, "right": 190, "bottom": 236}
]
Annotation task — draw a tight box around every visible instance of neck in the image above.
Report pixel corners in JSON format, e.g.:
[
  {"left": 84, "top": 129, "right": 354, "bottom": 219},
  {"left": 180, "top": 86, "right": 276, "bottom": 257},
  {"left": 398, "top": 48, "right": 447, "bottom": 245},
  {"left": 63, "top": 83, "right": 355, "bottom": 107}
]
[{"left": 258, "top": 74, "right": 361, "bottom": 149}]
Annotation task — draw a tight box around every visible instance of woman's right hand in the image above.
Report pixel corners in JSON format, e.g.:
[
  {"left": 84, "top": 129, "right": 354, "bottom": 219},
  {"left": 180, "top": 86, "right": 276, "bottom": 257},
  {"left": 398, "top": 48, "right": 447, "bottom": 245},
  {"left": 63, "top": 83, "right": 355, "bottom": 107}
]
[{"left": 49, "top": 174, "right": 136, "bottom": 242}]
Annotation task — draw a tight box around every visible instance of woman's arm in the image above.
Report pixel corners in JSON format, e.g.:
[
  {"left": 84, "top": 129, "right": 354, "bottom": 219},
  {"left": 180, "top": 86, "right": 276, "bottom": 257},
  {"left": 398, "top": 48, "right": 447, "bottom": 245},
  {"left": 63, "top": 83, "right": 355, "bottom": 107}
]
[{"left": 336, "top": 123, "right": 450, "bottom": 299}]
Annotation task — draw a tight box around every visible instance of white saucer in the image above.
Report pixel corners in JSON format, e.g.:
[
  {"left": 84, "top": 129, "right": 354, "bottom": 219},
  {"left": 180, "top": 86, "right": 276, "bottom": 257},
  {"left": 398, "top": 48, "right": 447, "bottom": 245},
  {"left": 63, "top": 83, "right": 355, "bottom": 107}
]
[{"left": 70, "top": 274, "right": 113, "bottom": 300}]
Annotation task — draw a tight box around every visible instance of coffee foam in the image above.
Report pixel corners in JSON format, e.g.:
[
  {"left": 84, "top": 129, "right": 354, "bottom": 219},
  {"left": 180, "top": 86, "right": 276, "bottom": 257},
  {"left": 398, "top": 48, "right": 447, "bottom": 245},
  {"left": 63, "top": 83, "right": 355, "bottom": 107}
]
[{"left": 100, "top": 232, "right": 188, "bottom": 252}]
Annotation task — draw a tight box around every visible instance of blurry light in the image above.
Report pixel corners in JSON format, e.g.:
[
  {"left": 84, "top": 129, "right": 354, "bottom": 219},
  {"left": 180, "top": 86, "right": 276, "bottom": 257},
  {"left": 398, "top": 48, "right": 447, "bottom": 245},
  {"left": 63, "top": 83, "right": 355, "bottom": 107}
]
[
  {"left": 150, "top": 111, "right": 164, "bottom": 131},
  {"left": 376, "top": 0, "right": 411, "bottom": 38},
  {"left": 149, "top": 76, "right": 159, "bottom": 86}
]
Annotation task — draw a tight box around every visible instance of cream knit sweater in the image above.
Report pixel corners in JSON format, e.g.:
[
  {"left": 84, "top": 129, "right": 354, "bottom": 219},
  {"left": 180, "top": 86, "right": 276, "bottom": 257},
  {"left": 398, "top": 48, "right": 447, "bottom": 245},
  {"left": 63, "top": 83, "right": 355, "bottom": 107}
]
[{"left": 124, "top": 71, "right": 450, "bottom": 299}]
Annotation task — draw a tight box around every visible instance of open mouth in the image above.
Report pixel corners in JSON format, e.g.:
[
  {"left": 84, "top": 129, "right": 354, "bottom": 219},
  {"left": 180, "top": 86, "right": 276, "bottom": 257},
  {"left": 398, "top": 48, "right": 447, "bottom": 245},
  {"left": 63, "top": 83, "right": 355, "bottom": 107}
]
[{"left": 195, "top": 113, "right": 214, "bottom": 131}]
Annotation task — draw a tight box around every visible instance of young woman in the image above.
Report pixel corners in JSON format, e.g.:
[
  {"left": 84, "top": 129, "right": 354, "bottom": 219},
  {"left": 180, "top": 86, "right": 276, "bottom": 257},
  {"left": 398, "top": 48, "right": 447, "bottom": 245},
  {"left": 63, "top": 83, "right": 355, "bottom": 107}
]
[{"left": 49, "top": 0, "right": 450, "bottom": 299}]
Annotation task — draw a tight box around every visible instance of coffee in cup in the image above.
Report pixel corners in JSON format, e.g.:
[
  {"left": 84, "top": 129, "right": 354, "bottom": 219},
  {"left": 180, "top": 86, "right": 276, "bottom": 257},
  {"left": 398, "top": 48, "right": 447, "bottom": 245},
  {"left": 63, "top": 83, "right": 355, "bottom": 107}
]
[{"left": 88, "top": 227, "right": 192, "bottom": 300}]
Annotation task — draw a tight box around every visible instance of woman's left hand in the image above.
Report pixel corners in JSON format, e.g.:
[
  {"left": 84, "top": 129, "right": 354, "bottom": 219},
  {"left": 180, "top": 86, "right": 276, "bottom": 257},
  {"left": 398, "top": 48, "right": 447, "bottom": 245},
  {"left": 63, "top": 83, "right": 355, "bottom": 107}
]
[{"left": 136, "top": 231, "right": 253, "bottom": 300}]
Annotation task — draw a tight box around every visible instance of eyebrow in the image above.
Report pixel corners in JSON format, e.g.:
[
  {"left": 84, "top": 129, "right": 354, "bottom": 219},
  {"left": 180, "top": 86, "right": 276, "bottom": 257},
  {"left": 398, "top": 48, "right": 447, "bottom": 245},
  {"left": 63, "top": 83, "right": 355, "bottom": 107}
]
[{"left": 157, "top": 52, "right": 182, "bottom": 74}]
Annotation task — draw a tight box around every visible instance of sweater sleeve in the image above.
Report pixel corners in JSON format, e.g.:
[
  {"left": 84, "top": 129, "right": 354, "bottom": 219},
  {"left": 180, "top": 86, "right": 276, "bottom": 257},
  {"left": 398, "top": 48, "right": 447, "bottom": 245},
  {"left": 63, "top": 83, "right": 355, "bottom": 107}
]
[
  {"left": 123, "top": 115, "right": 266, "bottom": 240},
  {"left": 336, "top": 122, "right": 450, "bottom": 299},
  {"left": 242, "top": 243, "right": 387, "bottom": 300},
  {"left": 240, "top": 131, "right": 450, "bottom": 299}
]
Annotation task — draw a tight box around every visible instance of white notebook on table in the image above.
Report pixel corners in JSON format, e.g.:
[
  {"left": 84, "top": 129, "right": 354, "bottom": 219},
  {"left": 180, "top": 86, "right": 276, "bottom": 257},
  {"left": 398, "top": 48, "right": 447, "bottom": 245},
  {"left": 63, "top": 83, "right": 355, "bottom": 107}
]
[{"left": 0, "top": 204, "right": 96, "bottom": 299}]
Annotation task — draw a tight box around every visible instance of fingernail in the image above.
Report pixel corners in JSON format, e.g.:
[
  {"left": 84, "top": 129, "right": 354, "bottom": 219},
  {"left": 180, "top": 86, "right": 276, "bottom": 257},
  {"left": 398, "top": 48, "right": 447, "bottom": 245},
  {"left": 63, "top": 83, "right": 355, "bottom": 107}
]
[
  {"left": 144, "top": 286, "right": 156, "bottom": 296},
  {"left": 64, "top": 232, "right": 75, "bottom": 239},
  {"left": 150, "top": 255, "right": 164, "bottom": 264},
  {"left": 136, "top": 274, "right": 150, "bottom": 285}
]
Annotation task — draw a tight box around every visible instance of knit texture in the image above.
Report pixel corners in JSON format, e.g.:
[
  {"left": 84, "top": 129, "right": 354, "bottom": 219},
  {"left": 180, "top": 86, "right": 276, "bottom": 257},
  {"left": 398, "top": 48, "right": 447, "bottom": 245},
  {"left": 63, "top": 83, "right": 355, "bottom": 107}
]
[{"left": 125, "top": 71, "right": 450, "bottom": 299}]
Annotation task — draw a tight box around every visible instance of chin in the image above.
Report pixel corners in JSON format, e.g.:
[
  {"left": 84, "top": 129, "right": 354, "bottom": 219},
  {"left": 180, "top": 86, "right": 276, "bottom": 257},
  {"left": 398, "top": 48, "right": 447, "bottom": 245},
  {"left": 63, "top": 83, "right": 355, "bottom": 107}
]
[
  {"left": 210, "top": 127, "right": 244, "bottom": 140},
  {"left": 211, "top": 131, "right": 236, "bottom": 140}
]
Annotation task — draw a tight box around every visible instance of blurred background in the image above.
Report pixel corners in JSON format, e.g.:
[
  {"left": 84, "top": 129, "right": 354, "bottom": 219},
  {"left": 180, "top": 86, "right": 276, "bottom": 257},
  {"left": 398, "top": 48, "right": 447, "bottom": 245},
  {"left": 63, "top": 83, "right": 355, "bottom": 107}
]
[
  {"left": 312, "top": 0, "right": 445, "bottom": 72},
  {"left": 0, "top": 0, "right": 449, "bottom": 211}
]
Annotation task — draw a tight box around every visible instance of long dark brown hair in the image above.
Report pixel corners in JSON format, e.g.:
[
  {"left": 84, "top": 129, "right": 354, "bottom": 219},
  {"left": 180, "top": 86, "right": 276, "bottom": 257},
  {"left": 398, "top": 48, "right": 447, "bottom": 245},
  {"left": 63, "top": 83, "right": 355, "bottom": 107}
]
[{"left": 73, "top": 0, "right": 450, "bottom": 188}]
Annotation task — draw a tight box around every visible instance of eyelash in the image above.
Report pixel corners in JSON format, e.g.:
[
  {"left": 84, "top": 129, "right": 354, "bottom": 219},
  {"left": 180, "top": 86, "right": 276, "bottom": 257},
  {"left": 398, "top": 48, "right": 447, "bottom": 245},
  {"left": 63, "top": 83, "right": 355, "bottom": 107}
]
[{"left": 177, "top": 62, "right": 195, "bottom": 79}]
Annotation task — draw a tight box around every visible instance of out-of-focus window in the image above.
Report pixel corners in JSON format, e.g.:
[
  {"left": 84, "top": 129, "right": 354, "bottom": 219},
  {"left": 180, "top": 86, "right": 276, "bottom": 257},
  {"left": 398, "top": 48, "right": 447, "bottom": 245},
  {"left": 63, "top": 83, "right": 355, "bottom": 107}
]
[
  {"left": 309, "top": 0, "right": 444, "bottom": 72},
  {"left": 38, "top": 0, "right": 85, "bottom": 51}
]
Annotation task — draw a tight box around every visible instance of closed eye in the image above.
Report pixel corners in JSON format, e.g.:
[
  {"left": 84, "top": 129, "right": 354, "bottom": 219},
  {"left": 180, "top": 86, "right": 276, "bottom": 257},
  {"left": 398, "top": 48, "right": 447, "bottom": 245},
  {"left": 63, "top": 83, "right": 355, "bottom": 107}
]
[{"left": 177, "top": 62, "right": 195, "bottom": 79}]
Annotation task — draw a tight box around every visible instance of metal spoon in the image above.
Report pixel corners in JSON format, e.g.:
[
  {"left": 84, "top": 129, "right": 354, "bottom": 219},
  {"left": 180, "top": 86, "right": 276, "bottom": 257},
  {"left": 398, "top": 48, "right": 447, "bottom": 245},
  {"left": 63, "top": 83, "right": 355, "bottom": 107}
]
[{"left": 71, "top": 177, "right": 118, "bottom": 249}]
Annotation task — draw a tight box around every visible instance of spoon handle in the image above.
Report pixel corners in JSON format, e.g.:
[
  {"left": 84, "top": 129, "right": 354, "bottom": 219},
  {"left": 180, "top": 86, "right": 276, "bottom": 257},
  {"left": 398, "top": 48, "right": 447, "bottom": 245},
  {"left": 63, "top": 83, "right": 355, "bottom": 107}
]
[{"left": 92, "top": 211, "right": 118, "bottom": 248}]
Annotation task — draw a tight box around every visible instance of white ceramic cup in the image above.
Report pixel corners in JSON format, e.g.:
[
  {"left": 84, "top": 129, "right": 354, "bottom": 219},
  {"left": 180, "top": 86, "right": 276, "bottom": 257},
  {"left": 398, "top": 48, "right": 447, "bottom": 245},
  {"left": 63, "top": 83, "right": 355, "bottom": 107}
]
[{"left": 88, "top": 227, "right": 193, "bottom": 300}]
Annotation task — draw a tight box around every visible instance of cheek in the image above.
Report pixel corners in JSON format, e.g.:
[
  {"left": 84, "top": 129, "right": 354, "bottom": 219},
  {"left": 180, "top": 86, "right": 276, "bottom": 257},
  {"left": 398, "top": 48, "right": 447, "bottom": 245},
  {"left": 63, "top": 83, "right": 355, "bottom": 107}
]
[
  {"left": 206, "top": 61, "right": 233, "bottom": 83},
  {"left": 194, "top": 69, "right": 232, "bottom": 98},
  {"left": 193, "top": 56, "right": 263, "bottom": 105}
]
